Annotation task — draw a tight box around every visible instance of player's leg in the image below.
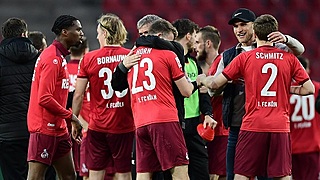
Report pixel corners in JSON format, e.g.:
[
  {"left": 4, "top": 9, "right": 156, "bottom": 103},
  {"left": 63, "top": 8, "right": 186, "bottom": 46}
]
[
  {"left": 234, "top": 174, "right": 249, "bottom": 180},
  {"left": 170, "top": 165, "right": 189, "bottom": 180},
  {"left": 86, "top": 129, "right": 110, "bottom": 179},
  {"left": 52, "top": 150, "right": 76, "bottom": 180},
  {"left": 137, "top": 172, "right": 152, "bottom": 180},
  {"left": 135, "top": 126, "right": 162, "bottom": 179},
  {"left": 234, "top": 131, "right": 269, "bottom": 178},
  {"left": 267, "top": 133, "right": 291, "bottom": 180},
  {"left": 27, "top": 133, "right": 57, "bottom": 180},
  {"left": 152, "top": 122, "right": 189, "bottom": 179},
  {"left": 108, "top": 131, "right": 134, "bottom": 180},
  {"left": 51, "top": 133, "right": 76, "bottom": 180},
  {"left": 27, "top": 161, "right": 49, "bottom": 180},
  {"left": 226, "top": 126, "right": 240, "bottom": 180},
  {"left": 186, "top": 133, "right": 209, "bottom": 180},
  {"left": 208, "top": 136, "right": 228, "bottom": 180}
]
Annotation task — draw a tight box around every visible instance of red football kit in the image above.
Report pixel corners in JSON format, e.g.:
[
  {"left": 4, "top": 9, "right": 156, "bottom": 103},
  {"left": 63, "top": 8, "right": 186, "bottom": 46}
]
[
  {"left": 28, "top": 40, "right": 72, "bottom": 136},
  {"left": 290, "top": 81, "right": 320, "bottom": 154},
  {"left": 67, "top": 59, "right": 80, "bottom": 92},
  {"left": 77, "top": 46, "right": 134, "bottom": 134},
  {"left": 127, "top": 47, "right": 185, "bottom": 128},
  {"left": 223, "top": 46, "right": 310, "bottom": 133},
  {"left": 208, "top": 54, "right": 229, "bottom": 136}
]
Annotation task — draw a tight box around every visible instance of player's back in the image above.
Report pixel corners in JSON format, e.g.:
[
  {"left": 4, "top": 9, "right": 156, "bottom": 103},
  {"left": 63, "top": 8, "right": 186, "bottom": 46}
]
[
  {"left": 290, "top": 81, "right": 320, "bottom": 154},
  {"left": 78, "top": 46, "right": 134, "bottom": 134},
  {"left": 127, "top": 46, "right": 185, "bottom": 128},
  {"left": 229, "top": 46, "right": 309, "bottom": 132}
]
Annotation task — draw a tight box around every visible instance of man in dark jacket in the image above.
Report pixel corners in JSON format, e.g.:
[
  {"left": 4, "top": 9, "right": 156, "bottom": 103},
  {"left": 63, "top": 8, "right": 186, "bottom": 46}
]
[{"left": 0, "top": 17, "right": 39, "bottom": 180}]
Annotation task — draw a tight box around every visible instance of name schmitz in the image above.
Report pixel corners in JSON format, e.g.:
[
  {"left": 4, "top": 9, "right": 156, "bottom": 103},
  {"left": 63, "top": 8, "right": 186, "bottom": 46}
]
[{"left": 256, "top": 52, "right": 283, "bottom": 60}]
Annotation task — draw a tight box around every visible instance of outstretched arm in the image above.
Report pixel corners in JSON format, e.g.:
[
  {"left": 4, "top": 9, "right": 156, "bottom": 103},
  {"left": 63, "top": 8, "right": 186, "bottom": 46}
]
[
  {"left": 290, "top": 79, "right": 315, "bottom": 95},
  {"left": 268, "top": 31, "right": 305, "bottom": 56}
]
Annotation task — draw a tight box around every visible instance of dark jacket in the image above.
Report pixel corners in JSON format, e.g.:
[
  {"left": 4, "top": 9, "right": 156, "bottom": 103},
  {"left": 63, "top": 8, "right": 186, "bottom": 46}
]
[
  {"left": 0, "top": 37, "right": 39, "bottom": 140},
  {"left": 221, "top": 46, "right": 244, "bottom": 128},
  {"left": 111, "top": 35, "right": 186, "bottom": 123},
  {"left": 316, "top": 89, "right": 320, "bottom": 114}
]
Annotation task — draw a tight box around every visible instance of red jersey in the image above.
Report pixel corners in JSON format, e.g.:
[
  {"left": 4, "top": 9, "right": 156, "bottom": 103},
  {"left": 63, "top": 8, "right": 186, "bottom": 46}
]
[
  {"left": 67, "top": 59, "right": 80, "bottom": 92},
  {"left": 223, "top": 46, "right": 310, "bottom": 132},
  {"left": 78, "top": 46, "right": 134, "bottom": 134},
  {"left": 127, "top": 47, "right": 185, "bottom": 128},
  {"left": 290, "top": 81, "right": 320, "bottom": 154},
  {"left": 208, "top": 55, "right": 229, "bottom": 136},
  {"left": 28, "top": 40, "right": 72, "bottom": 136}
]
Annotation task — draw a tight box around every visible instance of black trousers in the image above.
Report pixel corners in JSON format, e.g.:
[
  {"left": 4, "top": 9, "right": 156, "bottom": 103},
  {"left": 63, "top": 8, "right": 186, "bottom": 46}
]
[
  {"left": 0, "top": 139, "right": 29, "bottom": 180},
  {"left": 183, "top": 116, "right": 210, "bottom": 180}
]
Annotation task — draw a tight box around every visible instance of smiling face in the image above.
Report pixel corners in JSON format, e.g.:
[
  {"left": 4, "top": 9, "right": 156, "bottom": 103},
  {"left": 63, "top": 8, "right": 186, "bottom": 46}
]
[
  {"left": 66, "top": 20, "right": 84, "bottom": 48},
  {"left": 233, "top": 21, "right": 254, "bottom": 46}
]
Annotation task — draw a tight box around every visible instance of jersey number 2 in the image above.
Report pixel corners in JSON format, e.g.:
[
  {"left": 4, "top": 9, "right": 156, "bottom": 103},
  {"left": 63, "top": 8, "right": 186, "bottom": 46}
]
[{"left": 261, "top": 63, "right": 277, "bottom": 97}]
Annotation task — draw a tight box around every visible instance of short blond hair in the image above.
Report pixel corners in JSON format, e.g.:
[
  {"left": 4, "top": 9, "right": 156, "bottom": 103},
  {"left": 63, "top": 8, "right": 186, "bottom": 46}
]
[{"left": 97, "top": 13, "right": 127, "bottom": 45}]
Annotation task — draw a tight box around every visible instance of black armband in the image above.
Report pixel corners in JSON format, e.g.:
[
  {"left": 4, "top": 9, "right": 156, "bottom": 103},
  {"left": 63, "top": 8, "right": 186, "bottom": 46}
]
[
  {"left": 118, "top": 62, "right": 129, "bottom": 73},
  {"left": 204, "top": 113, "right": 214, "bottom": 119},
  {"left": 284, "top": 35, "right": 289, "bottom": 44},
  {"left": 192, "top": 81, "right": 198, "bottom": 93}
]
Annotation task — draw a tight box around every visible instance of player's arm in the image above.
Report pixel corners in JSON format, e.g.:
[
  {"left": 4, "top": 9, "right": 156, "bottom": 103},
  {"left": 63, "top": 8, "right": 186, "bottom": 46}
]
[
  {"left": 268, "top": 31, "right": 305, "bottom": 56},
  {"left": 174, "top": 76, "right": 196, "bottom": 98},
  {"left": 111, "top": 49, "right": 141, "bottom": 91},
  {"left": 290, "top": 79, "right": 315, "bottom": 95},
  {"left": 198, "top": 73, "right": 228, "bottom": 91},
  {"left": 38, "top": 58, "right": 73, "bottom": 120},
  {"left": 208, "top": 56, "right": 226, "bottom": 96},
  {"left": 72, "top": 78, "right": 88, "bottom": 117}
]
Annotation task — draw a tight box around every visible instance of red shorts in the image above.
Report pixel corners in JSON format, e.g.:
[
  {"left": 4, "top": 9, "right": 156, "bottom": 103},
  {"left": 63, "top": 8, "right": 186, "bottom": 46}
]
[
  {"left": 136, "top": 122, "right": 189, "bottom": 173},
  {"left": 292, "top": 151, "right": 320, "bottom": 180},
  {"left": 72, "top": 137, "right": 80, "bottom": 172},
  {"left": 208, "top": 136, "right": 228, "bottom": 175},
  {"left": 234, "top": 131, "right": 291, "bottom": 178},
  {"left": 27, "top": 133, "right": 72, "bottom": 165},
  {"left": 86, "top": 129, "right": 134, "bottom": 173},
  {"left": 79, "top": 135, "right": 89, "bottom": 177},
  {"left": 79, "top": 136, "right": 115, "bottom": 177}
]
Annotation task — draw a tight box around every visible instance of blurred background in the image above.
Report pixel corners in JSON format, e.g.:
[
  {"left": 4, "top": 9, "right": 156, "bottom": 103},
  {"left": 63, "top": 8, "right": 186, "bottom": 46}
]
[{"left": 0, "top": 0, "right": 319, "bottom": 80}]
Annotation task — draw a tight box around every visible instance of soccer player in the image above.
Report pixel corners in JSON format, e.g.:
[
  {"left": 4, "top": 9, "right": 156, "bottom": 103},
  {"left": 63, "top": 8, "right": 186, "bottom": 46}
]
[
  {"left": 0, "top": 17, "right": 39, "bottom": 180},
  {"left": 198, "top": 14, "right": 314, "bottom": 180},
  {"left": 290, "top": 56, "right": 320, "bottom": 180},
  {"left": 67, "top": 36, "right": 90, "bottom": 179},
  {"left": 72, "top": 13, "right": 135, "bottom": 180},
  {"left": 195, "top": 25, "right": 228, "bottom": 180},
  {"left": 172, "top": 19, "right": 216, "bottom": 180},
  {"left": 27, "top": 15, "right": 83, "bottom": 180},
  {"left": 213, "top": 8, "right": 305, "bottom": 180},
  {"left": 127, "top": 19, "right": 198, "bottom": 180},
  {"left": 28, "top": 31, "right": 47, "bottom": 52}
]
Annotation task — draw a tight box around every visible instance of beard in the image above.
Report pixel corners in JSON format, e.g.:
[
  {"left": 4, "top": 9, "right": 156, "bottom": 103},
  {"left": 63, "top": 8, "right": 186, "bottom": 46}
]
[
  {"left": 196, "top": 50, "right": 207, "bottom": 68},
  {"left": 197, "top": 49, "right": 207, "bottom": 62}
]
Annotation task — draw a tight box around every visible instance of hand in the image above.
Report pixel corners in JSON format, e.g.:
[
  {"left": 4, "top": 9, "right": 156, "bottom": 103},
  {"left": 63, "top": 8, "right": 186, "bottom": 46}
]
[
  {"left": 123, "top": 46, "right": 141, "bottom": 69},
  {"left": 232, "top": 78, "right": 245, "bottom": 85},
  {"left": 203, "top": 115, "right": 217, "bottom": 129},
  {"left": 268, "top": 31, "right": 287, "bottom": 44},
  {"left": 71, "top": 114, "right": 83, "bottom": 144},
  {"left": 199, "top": 86, "right": 208, "bottom": 93},
  {"left": 197, "top": 74, "right": 206, "bottom": 87}
]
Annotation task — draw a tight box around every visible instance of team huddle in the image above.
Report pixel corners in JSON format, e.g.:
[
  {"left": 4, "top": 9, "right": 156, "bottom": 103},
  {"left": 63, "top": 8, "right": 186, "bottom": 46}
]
[{"left": 0, "top": 6, "right": 320, "bottom": 180}]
